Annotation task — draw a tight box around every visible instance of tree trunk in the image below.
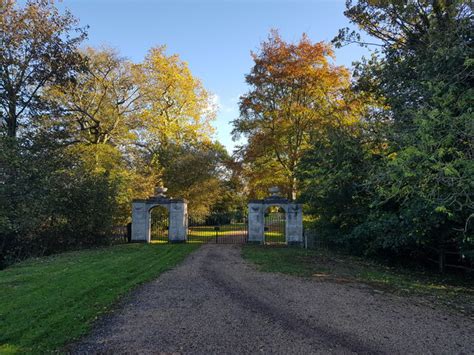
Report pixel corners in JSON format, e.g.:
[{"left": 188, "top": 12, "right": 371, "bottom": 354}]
[
  {"left": 7, "top": 121, "right": 16, "bottom": 137},
  {"left": 289, "top": 176, "right": 297, "bottom": 201},
  {"left": 438, "top": 247, "right": 445, "bottom": 273},
  {"left": 7, "top": 101, "right": 17, "bottom": 137}
]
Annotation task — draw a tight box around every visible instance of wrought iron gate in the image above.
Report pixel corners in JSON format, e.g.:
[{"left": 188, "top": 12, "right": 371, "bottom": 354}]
[
  {"left": 150, "top": 206, "right": 169, "bottom": 243},
  {"left": 187, "top": 211, "right": 248, "bottom": 244},
  {"left": 264, "top": 207, "right": 286, "bottom": 244}
]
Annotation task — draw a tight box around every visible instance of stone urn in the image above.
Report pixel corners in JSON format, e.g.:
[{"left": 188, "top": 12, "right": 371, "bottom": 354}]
[
  {"left": 155, "top": 186, "right": 168, "bottom": 197},
  {"left": 268, "top": 186, "right": 280, "bottom": 196}
]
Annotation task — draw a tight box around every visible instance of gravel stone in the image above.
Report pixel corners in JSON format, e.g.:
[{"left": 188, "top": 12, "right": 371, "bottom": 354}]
[{"left": 72, "top": 244, "right": 474, "bottom": 354}]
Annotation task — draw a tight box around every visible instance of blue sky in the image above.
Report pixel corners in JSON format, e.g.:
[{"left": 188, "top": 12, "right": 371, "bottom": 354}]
[{"left": 58, "top": 0, "right": 371, "bottom": 152}]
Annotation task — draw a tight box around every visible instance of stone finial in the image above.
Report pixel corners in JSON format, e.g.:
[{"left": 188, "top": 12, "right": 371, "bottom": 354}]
[
  {"left": 269, "top": 186, "right": 280, "bottom": 197},
  {"left": 155, "top": 186, "right": 168, "bottom": 197}
]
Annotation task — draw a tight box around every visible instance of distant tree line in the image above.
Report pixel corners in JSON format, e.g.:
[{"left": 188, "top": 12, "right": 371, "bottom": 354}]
[{"left": 233, "top": 0, "right": 473, "bottom": 269}]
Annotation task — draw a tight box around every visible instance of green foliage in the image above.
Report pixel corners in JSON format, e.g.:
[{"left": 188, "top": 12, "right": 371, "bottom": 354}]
[
  {"left": 360, "top": 0, "right": 474, "bottom": 257},
  {"left": 297, "top": 124, "right": 373, "bottom": 240},
  {"left": 0, "top": 0, "right": 86, "bottom": 137},
  {"left": 0, "top": 137, "right": 119, "bottom": 268},
  {"left": 0, "top": 243, "right": 198, "bottom": 354},
  {"left": 158, "top": 141, "right": 232, "bottom": 219},
  {"left": 299, "top": 0, "right": 473, "bottom": 266}
]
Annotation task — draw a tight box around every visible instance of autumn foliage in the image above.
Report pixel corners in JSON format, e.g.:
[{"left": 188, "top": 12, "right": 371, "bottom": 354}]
[{"left": 234, "top": 30, "right": 364, "bottom": 200}]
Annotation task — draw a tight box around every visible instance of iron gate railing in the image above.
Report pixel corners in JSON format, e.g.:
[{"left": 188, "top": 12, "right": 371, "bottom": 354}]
[
  {"left": 264, "top": 210, "right": 286, "bottom": 244},
  {"left": 150, "top": 206, "right": 169, "bottom": 243},
  {"left": 187, "top": 211, "right": 248, "bottom": 244}
]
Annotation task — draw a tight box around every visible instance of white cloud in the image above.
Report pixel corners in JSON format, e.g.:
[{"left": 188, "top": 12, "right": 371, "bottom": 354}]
[
  {"left": 210, "top": 93, "right": 239, "bottom": 114},
  {"left": 210, "top": 93, "right": 221, "bottom": 108}
]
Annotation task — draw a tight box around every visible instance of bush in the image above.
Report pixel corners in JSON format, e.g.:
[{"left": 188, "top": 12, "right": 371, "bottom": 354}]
[{"left": 0, "top": 138, "right": 119, "bottom": 268}]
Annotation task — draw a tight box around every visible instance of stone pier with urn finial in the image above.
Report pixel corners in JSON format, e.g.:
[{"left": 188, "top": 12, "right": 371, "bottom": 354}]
[
  {"left": 131, "top": 186, "right": 188, "bottom": 243},
  {"left": 247, "top": 187, "right": 303, "bottom": 245}
]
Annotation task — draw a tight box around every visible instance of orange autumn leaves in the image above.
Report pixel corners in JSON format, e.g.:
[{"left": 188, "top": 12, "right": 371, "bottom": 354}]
[{"left": 234, "top": 30, "right": 367, "bottom": 200}]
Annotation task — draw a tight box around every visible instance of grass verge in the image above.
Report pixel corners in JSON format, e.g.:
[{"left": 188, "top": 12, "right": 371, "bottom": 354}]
[
  {"left": 242, "top": 245, "right": 474, "bottom": 317},
  {"left": 0, "top": 243, "right": 199, "bottom": 354}
]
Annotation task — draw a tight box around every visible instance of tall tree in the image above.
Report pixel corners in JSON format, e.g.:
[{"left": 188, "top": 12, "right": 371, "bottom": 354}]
[
  {"left": 135, "top": 45, "right": 215, "bottom": 149},
  {"left": 329, "top": 0, "right": 474, "bottom": 261},
  {"left": 0, "top": 0, "right": 86, "bottom": 137},
  {"left": 132, "top": 46, "right": 219, "bottom": 209},
  {"left": 46, "top": 47, "right": 140, "bottom": 146},
  {"left": 234, "top": 30, "right": 360, "bottom": 200},
  {"left": 160, "top": 141, "right": 230, "bottom": 219}
]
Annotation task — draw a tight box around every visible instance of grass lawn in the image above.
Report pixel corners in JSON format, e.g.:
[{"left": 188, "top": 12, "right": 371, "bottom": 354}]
[
  {"left": 242, "top": 245, "right": 474, "bottom": 317},
  {"left": 0, "top": 243, "right": 199, "bottom": 354}
]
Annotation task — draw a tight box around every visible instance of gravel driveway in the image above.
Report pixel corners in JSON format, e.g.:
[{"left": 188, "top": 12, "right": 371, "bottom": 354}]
[{"left": 73, "top": 244, "right": 473, "bottom": 354}]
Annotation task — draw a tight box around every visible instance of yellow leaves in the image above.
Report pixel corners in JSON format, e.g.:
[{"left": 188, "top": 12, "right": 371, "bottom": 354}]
[
  {"left": 47, "top": 45, "right": 215, "bottom": 148},
  {"left": 388, "top": 152, "right": 398, "bottom": 160},
  {"left": 66, "top": 143, "right": 122, "bottom": 174},
  {"left": 136, "top": 46, "right": 215, "bottom": 146}
]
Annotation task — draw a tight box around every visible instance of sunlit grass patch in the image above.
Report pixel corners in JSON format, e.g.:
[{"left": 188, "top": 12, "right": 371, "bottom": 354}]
[
  {"left": 0, "top": 243, "right": 199, "bottom": 354},
  {"left": 150, "top": 240, "right": 169, "bottom": 244}
]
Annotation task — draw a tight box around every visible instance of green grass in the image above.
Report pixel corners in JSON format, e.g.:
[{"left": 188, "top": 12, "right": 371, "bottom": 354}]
[
  {"left": 242, "top": 245, "right": 328, "bottom": 276},
  {"left": 242, "top": 245, "right": 474, "bottom": 316},
  {"left": 0, "top": 243, "right": 199, "bottom": 354}
]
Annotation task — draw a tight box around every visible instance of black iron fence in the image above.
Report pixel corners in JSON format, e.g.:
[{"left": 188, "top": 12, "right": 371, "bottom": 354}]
[
  {"left": 188, "top": 211, "right": 248, "bottom": 244},
  {"left": 303, "top": 228, "right": 329, "bottom": 250},
  {"left": 425, "top": 244, "right": 473, "bottom": 273},
  {"left": 109, "top": 225, "right": 130, "bottom": 244},
  {"left": 303, "top": 228, "right": 473, "bottom": 273}
]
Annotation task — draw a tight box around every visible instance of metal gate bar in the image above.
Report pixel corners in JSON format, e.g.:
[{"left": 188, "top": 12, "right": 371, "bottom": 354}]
[
  {"left": 264, "top": 210, "right": 285, "bottom": 244},
  {"left": 150, "top": 206, "right": 169, "bottom": 243},
  {"left": 187, "top": 212, "right": 248, "bottom": 244}
]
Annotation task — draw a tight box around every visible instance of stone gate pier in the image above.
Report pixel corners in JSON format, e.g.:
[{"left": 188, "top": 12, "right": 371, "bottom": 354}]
[
  {"left": 131, "top": 187, "right": 187, "bottom": 243},
  {"left": 247, "top": 188, "right": 303, "bottom": 245}
]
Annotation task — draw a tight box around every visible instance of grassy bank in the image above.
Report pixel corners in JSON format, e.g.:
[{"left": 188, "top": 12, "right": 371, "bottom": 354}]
[
  {"left": 242, "top": 245, "right": 474, "bottom": 317},
  {"left": 0, "top": 243, "right": 199, "bottom": 354}
]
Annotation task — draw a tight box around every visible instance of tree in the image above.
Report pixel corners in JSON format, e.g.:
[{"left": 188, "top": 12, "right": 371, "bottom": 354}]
[
  {"left": 46, "top": 47, "right": 140, "bottom": 146},
  {"left": 297, "top": 119, "right": 380, "bottom": 252},
  {"left": 328, "top": 0, "right": 474, "bottom": 263},
  {"left": 0, "top": 0, "right": 86, "bottom": 137},
  {"left": 159, "top": 142, "right": 229, "bottom": 219},
  {"left": 335, "top": 0, "right": 473, "bottom": 133},
  {"left": 43, "top": 47, "right": 151, "bottom": 223},
  {"left": 45, "top": 45, "right": 221, "bottom": 222},
  {"left": 233, "top": 30, "right": 359, "bottom": 200},
  {"left": 0, "top": 135, "right": 119, "bottom": 268},
  {"left": 135, "top": 45, "right": 215, "bottom": 149},
  {"left": 131, "top": 46, "right": 219, "bottom": 212}
]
